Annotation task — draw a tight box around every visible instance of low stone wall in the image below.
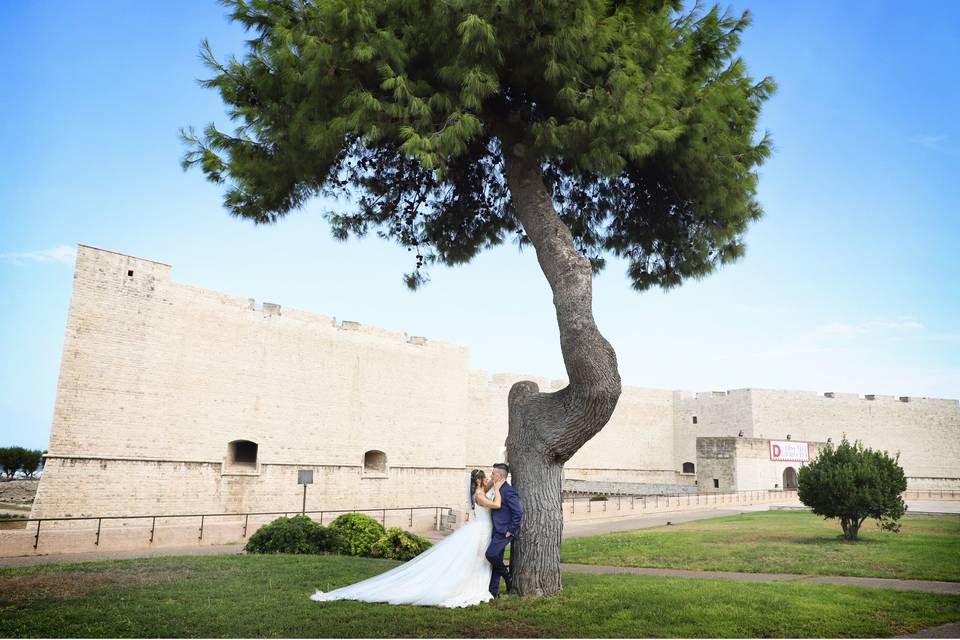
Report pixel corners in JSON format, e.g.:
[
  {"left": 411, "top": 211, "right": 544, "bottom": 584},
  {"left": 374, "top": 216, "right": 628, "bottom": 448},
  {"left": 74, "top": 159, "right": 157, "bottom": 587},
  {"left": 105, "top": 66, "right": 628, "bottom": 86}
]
[
  {"left": 905, "top": 478, "right": 960, "bottom": 492},
  {"left": 902, "top": 488, "right": 960, "bottom": 500},
  {"left": 561, "top": 489, "right": 799, "bottom": 522},
  {"left": 562, "top": 479, "right": 697, "bottom": 496},
  {"left": 0, "top": 508, "right": 446, "bottom": 558}
]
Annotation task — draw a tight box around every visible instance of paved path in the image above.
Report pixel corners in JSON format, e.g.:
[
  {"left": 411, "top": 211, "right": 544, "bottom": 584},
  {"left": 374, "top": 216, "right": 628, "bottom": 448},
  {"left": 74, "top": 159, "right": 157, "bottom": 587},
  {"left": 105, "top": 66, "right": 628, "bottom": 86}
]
[
  {"left": 897, "top": 621, "right": 960, "bottom": 638},
  {"left": 558, "top": 563, "right": 960, "bottom": 594},
  {"left": 561, "top": 505, "right": 783, "bottom": 539}
]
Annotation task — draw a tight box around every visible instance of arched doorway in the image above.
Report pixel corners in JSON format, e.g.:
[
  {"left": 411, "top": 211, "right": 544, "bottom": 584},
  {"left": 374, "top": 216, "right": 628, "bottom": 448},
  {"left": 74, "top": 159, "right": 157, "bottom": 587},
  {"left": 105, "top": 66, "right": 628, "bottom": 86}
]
[{"left": 783, "top": 466, "right": 798, "bottom": 490}]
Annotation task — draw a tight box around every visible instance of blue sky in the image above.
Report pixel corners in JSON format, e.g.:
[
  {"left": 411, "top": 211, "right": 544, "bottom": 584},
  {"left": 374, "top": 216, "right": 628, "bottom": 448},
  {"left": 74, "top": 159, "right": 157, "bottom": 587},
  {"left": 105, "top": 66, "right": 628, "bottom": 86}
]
[{"left": 2, "top": 1, "right": 958, "bottom": 451}]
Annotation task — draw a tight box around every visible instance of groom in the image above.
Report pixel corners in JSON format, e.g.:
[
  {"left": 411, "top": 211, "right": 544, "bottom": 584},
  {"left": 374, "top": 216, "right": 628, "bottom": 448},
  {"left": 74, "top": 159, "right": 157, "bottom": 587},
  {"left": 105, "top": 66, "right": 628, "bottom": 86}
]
[{"left": 485, "top": 462, "right": 523, "bottom": 597}]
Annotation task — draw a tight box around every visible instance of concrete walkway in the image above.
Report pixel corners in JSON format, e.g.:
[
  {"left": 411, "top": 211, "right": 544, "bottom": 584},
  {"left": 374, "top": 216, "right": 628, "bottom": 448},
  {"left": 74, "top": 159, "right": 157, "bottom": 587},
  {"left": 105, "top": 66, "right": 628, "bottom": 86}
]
[
  {"left": 559, "top": 562, "right": 960, "bottom": 594},
  {"left": 898, "top": 621, "right": 960, "bottom": 638}
]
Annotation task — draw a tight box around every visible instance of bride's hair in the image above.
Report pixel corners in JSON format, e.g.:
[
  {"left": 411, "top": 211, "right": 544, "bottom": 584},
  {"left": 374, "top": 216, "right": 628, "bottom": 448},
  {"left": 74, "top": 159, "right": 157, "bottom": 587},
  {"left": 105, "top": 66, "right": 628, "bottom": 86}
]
[{"left": 469, "top": 469, "right": 486, "bottom": 510}]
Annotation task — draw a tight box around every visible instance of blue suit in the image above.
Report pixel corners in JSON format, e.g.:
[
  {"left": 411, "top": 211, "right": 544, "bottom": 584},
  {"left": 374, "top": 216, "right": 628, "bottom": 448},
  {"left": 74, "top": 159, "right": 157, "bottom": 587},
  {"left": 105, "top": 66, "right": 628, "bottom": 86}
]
[{"left": 485, "top": 482, "right": 523, "bottom": 596}]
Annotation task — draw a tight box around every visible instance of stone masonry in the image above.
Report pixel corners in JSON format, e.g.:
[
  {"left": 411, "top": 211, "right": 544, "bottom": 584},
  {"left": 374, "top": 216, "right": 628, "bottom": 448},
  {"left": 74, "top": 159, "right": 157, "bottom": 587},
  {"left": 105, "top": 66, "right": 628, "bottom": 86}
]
[{"left": 27, "top": 245, "right": 960, "bottom": 523}]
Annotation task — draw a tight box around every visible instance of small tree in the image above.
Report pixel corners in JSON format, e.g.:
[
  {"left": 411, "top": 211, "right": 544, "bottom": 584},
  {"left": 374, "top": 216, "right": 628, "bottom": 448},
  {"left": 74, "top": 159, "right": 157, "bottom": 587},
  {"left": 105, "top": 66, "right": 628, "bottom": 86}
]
[
  {"left": 21, "top": 450, "right": 44, "bottom": 479},
  {"left": 0, "top": 447, "right": 24, "bottom": 479},
  {"left": 797, "top": 436, "right": 907, "bottom": 541}
]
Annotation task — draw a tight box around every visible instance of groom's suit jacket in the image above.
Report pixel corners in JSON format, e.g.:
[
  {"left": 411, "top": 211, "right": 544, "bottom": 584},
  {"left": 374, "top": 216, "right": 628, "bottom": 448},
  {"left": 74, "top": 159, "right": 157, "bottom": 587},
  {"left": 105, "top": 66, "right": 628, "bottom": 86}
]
[{"left": 492, "top": 482, "right": 523, "bottom": 536}]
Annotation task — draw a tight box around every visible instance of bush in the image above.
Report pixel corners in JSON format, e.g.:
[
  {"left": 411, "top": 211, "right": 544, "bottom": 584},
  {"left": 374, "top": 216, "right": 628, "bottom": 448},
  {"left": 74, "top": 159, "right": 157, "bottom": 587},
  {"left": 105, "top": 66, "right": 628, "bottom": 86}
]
[
  {"left": 369, "top": 527, "right": 433, "bottom": 561},
  {"left": 245, "top": 515, "right": 340, "bottom": 554},
  {"left": 328, "top": 512, "right": 386, "bottom": 556},
  {"left": 798, "top": 435, "right": 908, "bottom": 541}
]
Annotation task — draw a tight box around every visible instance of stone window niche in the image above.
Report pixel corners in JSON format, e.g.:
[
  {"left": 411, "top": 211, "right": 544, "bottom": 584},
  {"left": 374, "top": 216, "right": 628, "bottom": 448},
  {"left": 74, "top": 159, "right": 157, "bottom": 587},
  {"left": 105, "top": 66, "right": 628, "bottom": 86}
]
[
  {"left": 223, "top": 439, "right": 259, "bottom": 475},
  {"left": 362, "top": 450, "right": 388, "bottom": 478},
  {"left": 682, "top": 462, "right": 695, "bottom": 474},
  {"left": 692, "top": 416, "right": 698, "bottom": 424},
  {"left": 713, "top": 478, "right": 720, "bottom": 489}
]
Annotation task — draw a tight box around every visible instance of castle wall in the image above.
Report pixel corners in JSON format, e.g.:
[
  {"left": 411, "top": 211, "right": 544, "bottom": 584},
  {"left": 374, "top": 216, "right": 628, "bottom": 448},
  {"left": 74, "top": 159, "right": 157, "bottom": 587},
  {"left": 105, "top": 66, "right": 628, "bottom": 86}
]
[
  {"left": 672, "top": 389, "right": 755, "bottom": 480},
  {"left": 746, "top": 389, "right": 960, "bottom": 483},
  {"left": 30, "top": 245, "right": 960, "bottom": 525},
  {"left": 34, "top": 457, "right": 459, "bottom": 520},
  {"left": 33, "top": 245, "right": 469, "bottom": 519},
  {"left": 564, "top": 386, "right": 678, "bottom": 484},
  {"left": 696, "top": 436, "right": 827, "bottom": 492}
]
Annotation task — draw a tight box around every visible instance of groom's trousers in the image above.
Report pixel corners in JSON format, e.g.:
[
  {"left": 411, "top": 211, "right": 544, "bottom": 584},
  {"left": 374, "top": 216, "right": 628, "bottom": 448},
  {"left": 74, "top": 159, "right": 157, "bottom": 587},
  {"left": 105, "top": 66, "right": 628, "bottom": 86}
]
[{"left": 485, "top": 531, "right": 512, "bottom": 596}]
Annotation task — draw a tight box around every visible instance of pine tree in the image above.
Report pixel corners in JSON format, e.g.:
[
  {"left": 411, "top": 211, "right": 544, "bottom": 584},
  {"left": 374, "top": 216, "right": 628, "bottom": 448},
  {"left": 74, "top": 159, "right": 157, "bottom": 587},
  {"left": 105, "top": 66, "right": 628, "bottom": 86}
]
[
  {"left": 798, "top": 437, "right": 908, "bottom": 541},
  {"left": 182, "top": 0, "right": 774, "bottom": 596}
]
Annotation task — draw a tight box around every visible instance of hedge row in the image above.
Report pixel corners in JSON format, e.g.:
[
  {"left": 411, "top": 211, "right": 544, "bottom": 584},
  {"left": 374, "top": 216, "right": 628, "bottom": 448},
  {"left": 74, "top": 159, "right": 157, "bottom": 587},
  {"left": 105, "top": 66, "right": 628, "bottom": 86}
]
[{"left": 244, "top": 512, "right": 432, "bottom": 561}]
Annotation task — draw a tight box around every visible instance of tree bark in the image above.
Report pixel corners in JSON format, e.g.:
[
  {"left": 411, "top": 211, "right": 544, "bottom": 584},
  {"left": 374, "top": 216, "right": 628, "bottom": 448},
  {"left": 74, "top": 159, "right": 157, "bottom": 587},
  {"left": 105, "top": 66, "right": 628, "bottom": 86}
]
[{"left": 500, "top": 147, "right": 622, "bottom": 597}]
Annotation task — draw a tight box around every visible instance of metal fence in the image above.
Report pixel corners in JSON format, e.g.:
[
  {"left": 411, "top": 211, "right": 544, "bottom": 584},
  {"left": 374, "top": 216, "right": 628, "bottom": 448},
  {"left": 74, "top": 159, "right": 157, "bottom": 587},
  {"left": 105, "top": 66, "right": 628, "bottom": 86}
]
[
  {"left": 0, "top": 505, "right": 453, "bottom": 550},
  {"left": 901, "top": 489, "right": 960, "bottom": 500},
  {"left": 564, "top": 489, "right": 799, "bottom": 514}
]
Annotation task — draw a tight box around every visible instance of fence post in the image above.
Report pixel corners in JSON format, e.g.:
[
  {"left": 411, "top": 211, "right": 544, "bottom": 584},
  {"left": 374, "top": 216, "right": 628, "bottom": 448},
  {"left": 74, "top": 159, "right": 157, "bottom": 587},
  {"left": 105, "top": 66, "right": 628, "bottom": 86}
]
[
  {"left": 409, "top": 508, "right": 413, "bottom": 527},
  {"left": 33, "top": 520, "right": 41, "bottom": 549},
  {"left": 243, "top": 514, "right": 249, "bottom": 538},
  {"left": 150, "top": 516, "right": 156, "bottom": 543},
  {"left": 199, "top": 515, "right": 204, "bottom": 540},
  {"left": 95, "top": 518, "right": 102, "bottom": 546},
  {"left": 382, "top": 510, "right": 386, "bottom": 526}
]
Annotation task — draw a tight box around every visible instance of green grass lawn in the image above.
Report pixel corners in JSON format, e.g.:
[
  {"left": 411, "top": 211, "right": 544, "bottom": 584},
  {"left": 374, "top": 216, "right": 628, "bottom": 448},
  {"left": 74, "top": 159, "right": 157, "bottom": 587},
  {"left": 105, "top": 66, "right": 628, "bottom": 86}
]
[
  {"left": 560, "top": 511, "right": 960, "bottom": 581},
  {"left": 1, "top": 554, "right": 958, "bottom": 638}
]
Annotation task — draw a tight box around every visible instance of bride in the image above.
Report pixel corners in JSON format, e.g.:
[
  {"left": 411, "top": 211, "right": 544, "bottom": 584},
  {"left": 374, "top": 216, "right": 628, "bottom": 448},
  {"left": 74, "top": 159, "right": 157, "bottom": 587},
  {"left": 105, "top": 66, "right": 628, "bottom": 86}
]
[{"left": 310, "top": 469, "right": 503, "bottom": 608}]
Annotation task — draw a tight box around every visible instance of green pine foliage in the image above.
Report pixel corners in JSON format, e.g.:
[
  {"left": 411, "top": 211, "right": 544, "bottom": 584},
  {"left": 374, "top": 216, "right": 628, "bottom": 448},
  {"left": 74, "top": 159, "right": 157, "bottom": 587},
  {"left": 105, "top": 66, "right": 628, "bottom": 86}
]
[
  {"left": 797, "top": 437, "right": 908, "bottom": 541},
  {"left": 328, "top": 512, "right": 387, "bottom": 556},
  {"left": 183, "top": 0, "right": 774, "bottom": 290},
  {"left": 369, "top": 527, "right": 433, "bottom": 560},
  {"left": 0, "top": 447, "right": 46, "bottom": 479}
]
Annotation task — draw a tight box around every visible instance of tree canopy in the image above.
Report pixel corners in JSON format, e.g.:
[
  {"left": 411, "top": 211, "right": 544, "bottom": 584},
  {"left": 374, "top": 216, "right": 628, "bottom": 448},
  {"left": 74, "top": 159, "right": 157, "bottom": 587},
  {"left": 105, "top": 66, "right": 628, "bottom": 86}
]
[
  {"left": 183, "top": 0, "right": 774, "bottom": 290},
  {"left": 797, "top": 437, "right": 908, "bottom": 541},
  {"left": 0, "top": 447, "right": 45, "bottom": 479}
]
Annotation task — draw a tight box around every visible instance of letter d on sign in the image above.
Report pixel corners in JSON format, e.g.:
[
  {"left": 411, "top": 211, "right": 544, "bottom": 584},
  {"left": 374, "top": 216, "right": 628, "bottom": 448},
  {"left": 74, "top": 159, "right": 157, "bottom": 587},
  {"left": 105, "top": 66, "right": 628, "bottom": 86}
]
[{"left": 772, "top": 444, "right": 781, "bottom": 457}]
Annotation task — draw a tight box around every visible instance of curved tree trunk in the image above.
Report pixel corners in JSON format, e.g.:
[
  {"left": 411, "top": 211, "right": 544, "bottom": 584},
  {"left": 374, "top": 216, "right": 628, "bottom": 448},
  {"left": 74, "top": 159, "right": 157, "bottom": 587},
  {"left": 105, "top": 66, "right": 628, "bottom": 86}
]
[{"left": 501, "top": 148, "right": 622, "bottom": 597}]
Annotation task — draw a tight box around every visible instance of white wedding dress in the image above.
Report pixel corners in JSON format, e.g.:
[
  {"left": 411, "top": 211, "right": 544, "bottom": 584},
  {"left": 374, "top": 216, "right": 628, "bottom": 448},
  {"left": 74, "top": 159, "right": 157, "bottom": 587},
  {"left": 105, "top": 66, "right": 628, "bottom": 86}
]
[{"left": 310, "top": 491, "right": 495, "bottom": 608}]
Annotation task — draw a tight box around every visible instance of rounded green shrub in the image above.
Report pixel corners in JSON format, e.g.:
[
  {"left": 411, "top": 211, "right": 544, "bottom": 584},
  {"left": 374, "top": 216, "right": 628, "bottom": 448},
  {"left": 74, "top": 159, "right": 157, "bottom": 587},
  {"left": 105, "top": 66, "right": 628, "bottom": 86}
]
[
  {"left": 369, "top": 527, "right": 433, "bottom": 561},
  {"left": 245, "top": 514, "right": 339, "bottom": 554},
  {"left": 328, "top": 512, "right": 386, "bottom": 556}
]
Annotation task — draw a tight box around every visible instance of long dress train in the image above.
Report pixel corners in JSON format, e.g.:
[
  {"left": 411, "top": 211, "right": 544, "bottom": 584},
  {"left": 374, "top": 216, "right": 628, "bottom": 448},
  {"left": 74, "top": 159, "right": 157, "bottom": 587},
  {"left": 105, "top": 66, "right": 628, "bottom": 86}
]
[{"left": 310, "top": 492, "right": 494, "bottom": 608}]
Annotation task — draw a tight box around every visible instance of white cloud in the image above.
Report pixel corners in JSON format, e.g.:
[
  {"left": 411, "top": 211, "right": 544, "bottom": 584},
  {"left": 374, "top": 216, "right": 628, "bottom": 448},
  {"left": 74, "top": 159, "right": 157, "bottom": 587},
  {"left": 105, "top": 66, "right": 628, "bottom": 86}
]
[
  {"left": 718, "top": 344, "right": 849, "bottom": 361},
  {"left": 908, "top": 134, "right": 946, "bottom": 149},
  {"left": 0, "top": 245, "right": 76, "bottom": 265},
  {"left": 816, "top": 316, "right": 924, "bottom": 338}
]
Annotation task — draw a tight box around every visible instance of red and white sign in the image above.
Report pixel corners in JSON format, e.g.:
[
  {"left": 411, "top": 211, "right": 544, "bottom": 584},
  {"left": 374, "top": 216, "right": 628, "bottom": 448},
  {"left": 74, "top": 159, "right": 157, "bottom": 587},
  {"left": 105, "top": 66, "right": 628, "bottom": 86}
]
[{"left": 770, "top": 440, "right": 809, "bottom": 462}]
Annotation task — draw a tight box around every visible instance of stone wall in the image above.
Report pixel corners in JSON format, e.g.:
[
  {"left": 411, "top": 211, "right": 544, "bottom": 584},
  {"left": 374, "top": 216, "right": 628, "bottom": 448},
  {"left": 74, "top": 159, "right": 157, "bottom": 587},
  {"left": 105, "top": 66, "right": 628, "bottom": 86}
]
[
  {"left": 748, "top": 389, "right": 960, "bottom": 480},
  {"left": 696, "top": 436, "right": 828, "bottom": 492},
  {"left": 33, "top": 245, "right": 468, "bottom": 519},
  {"left": 30, "top": 245, "right": 960, "bottom": 525}
]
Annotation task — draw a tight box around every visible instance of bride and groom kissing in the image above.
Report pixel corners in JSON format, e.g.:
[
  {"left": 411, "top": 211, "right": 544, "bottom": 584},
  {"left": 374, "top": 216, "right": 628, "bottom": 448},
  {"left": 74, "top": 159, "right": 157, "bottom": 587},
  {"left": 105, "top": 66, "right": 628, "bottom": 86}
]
[{"left": 311, "top": 461, "right": 524, "bottom": 608}]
